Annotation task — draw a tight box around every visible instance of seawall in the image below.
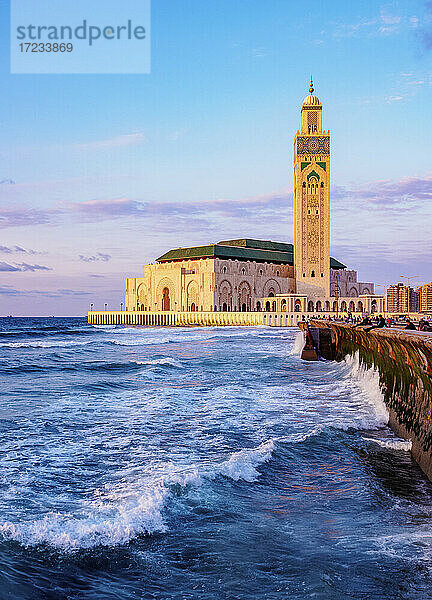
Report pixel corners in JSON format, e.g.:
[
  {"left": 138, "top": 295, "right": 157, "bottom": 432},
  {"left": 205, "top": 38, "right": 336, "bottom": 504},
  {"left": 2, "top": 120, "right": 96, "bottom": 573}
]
[{"left": 300, "top": 321, "right": 432, "bottom": 481}]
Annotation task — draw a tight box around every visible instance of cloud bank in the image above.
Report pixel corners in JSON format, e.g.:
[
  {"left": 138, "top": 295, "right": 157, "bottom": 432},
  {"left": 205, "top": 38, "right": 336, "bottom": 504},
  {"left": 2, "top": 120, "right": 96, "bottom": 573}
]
[{"left": 0, "top": 262, "right": 52, "bottom": 272}]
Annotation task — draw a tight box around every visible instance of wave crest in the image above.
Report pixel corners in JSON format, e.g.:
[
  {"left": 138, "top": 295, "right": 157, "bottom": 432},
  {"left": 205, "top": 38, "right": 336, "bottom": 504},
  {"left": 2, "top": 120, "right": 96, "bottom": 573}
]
[{"left": 0, "top": 441, "right": 275, "bottom": 551}]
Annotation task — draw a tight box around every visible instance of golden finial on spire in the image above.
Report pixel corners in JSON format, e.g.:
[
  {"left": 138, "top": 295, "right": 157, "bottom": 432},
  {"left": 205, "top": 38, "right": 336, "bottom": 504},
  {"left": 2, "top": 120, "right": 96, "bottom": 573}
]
[{"left": 309, "top": 76, "right": 314, "bottom": 95}]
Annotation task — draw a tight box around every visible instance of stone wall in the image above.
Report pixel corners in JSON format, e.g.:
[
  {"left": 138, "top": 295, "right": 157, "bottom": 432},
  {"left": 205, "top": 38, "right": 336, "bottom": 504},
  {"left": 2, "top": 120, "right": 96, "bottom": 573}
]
[{"left": 304, "top": 321, "right": 432, "bottom": 481}]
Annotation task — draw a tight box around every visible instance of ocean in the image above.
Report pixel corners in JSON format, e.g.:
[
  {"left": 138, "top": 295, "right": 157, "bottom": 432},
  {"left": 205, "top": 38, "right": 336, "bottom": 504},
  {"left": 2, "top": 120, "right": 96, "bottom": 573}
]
[{"left": 0, "top": 317, "right": 431, "bottom": 599}]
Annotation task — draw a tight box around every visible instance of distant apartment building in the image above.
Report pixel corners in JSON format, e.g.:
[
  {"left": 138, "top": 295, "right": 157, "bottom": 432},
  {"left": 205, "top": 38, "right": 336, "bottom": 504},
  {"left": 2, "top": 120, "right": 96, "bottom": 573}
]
[
  {"left": 386, "top": 283, "right": 419, "bottom": 313},
  {"left": 418, "top": 282, "right": 432, "bottom": 313}
]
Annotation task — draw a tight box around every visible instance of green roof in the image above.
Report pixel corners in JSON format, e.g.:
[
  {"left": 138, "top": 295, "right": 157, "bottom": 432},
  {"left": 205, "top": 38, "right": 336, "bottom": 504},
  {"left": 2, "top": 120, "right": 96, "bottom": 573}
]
[
  {"left": 330, "top": 257, "right": 346, "bottom": 270},
  {"left": 156, "top": 238, "right": 346, "bottom": 269},
  {"left": 218, "top": 238, "right": 294, "bottom": 253}
]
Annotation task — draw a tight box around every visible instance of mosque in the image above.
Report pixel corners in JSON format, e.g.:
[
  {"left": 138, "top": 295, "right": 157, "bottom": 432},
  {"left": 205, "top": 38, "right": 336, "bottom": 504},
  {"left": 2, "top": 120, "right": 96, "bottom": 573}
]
[{"left": 122, "top": 79, "right": 383, "bottom": 320}]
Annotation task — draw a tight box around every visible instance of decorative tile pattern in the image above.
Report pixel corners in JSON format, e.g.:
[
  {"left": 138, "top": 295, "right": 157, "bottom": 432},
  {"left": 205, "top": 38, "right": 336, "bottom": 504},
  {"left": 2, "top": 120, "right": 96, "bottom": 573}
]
[{"left": 296, "top": 136, "right": 330, "bottom": 155}]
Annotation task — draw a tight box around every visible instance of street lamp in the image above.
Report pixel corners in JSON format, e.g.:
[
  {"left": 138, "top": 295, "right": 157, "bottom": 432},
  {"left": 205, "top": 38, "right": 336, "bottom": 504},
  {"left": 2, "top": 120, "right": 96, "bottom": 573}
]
[
  {"left": 399, "top": 275, "right": 418, "bottom": 319},
  {"left": 104, "top": 303, "right": 108, "bottom": 311},
  {"left": 90, "top": 303, "right": 94, "bottom": 312},
  {"left": 120, "top": 302, "right": 123, "bottom": 311}
]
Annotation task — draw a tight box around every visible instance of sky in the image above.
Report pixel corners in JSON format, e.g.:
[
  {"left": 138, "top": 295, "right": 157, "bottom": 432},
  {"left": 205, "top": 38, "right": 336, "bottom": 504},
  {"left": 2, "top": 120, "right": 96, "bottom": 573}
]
[{"left": 0, "top": 0, "right": 432, "bottom": 316}]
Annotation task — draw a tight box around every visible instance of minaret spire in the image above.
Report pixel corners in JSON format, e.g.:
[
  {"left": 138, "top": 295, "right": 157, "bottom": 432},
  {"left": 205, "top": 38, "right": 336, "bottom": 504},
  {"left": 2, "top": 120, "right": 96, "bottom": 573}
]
[{"left": 309, "top": 76, "right": 314, "bottom": 95}]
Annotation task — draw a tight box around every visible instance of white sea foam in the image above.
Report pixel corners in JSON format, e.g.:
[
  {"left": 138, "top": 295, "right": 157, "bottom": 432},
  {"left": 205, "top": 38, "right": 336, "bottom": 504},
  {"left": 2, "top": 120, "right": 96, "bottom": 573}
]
[
  {"left": 0, "top": 340, "right": 92, "bottom": 349},
  {"left": 212, "top": 440, "right": 275, "bottom": 482},
  {"left": 290, "top": 330, "right": 306, "bottom": 356},
  {"left": 364, "top": 437, "right": 412, "bottom": 451},
  {"left": 135, "top": 357, "right": 184, "bottom": 368},
  {"left": 0, "top": 440, "right": 275, "bottom": 551},
  {"left": 341, "top": 352, "right": 389, "bottom": 428},
  {"left": 0, "top": 485, "right": 168, "bottom": 550}
]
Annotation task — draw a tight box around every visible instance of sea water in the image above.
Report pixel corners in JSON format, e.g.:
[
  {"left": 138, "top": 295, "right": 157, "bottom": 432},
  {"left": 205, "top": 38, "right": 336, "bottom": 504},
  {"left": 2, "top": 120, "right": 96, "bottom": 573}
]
[{"left": 0, "top": 317, "right": 431, "bottom": 599}]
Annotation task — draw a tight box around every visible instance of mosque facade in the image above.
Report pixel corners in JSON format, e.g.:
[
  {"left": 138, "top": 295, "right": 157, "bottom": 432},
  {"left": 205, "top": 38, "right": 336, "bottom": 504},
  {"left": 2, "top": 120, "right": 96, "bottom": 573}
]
[{"left": 124, "top": 80, "right": 381, "bottom": 316}]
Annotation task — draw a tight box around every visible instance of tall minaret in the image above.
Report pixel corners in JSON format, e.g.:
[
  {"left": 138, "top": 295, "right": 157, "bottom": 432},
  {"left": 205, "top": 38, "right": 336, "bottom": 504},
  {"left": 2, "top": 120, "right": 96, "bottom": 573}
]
[{"left": 293, "top": 77, "right": 331, "bottom": 298}]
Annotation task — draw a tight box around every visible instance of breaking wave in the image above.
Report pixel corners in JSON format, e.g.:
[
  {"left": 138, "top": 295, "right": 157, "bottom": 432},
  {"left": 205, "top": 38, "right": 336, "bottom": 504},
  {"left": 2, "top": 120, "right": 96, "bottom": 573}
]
[
  {"left": 289, "top": 330, "right": 306, "bottom": 356},
  {"left": 0, "top": 440, "right": 275, "bottom": 551},
  {"left": 339, "top": 352, "right": 389, "bottom": 429}
]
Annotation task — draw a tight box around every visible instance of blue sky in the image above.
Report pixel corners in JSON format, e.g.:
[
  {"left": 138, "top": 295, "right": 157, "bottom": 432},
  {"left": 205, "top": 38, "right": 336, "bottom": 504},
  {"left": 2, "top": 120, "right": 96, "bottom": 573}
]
[{"left": 0, "top": 0, "right": 431, "bottom": 315}]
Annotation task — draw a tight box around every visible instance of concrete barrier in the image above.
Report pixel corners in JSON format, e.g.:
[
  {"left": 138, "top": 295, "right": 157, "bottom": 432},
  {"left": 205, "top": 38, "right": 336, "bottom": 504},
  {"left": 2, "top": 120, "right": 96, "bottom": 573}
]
[{"left": 300, "top": 320, "right": 432, "bottom": 481}]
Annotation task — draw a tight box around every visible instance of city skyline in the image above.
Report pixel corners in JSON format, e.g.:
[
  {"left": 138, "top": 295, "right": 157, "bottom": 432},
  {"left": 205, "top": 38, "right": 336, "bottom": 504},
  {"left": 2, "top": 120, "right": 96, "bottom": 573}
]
[{"left": 1, "top": 0, "right": 432, "bottom": 315}]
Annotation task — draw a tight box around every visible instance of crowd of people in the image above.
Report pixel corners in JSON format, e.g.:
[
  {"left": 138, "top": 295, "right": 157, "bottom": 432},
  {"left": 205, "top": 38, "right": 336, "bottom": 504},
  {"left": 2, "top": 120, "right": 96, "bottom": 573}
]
[{"left": 311, "top": 313, "right": 432, "bottom": 332}]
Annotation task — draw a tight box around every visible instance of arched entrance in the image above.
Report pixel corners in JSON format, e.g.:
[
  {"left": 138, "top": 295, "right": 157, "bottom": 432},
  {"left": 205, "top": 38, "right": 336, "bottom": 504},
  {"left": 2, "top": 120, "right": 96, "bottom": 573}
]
[
  {"left": 187, "top": 281, "right": 199, "bottom": 312},
  {"left": 238, "top": 281, "right": 252, "bottom": 312},
  {"left": 162, "top": 287, "right": 170, "bottom": 311},
  {"left": 219, "top": 281, "right": 232, "bottom": 313}
]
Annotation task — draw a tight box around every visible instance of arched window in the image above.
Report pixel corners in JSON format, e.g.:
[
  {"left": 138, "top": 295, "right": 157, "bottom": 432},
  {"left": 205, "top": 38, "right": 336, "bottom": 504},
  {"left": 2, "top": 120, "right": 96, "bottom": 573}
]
[
  {"left": 241, "top": 268, "right": 246, "bottom": 275},
  {"left": 223, "top": 266, "right": 227, "bottom": 273},
  {"left": 276, "top": 270, "right": 280, "bottom": 276},
  {"left": 272, "top": 301, "right": 277, "bottom": 312},
  {"left": 357, "top": 301, "right": 363, "bottom": 313},
  {"left": 311, "top": 270, "right": 315, "bottom": 277},
  {"left": 256, "top": 301, "right": 261, "bottom": 312},
  {"left": 316, "top": 301, "right": 322, "bottom": 312},
  {"left": 308, "top": 300, "right": 314, "bottom": 312},
  {"left": 259, "top": 269, "right": 263, "bottom": 276},
  {"left": 265, "top": 301, "right": 271, "bottom": 312},
  {"left": 341, "top": 301, "right": 347, "bottom": 312},
  {"left": 294, "top": 300, "right": 301, "bottom": 312},
  {"left": 281, "top": 299, "right": 287, "bottom": 311}
]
